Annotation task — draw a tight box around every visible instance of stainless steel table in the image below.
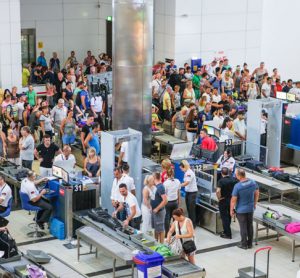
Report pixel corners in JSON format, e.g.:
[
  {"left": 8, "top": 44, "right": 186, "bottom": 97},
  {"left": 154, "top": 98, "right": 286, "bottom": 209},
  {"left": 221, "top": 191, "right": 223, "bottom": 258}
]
[
  {"left": 242, "top": 169, "right": 298, "bottom": 203},
  {"left": 153, "top": 134, "right": 186, "bottom": 160},
  {"left": 254, "top": 203, "right": 300, "bottom": 262},
  {"left": 76, "top": 226, "right": 134, "bottom": 278}
]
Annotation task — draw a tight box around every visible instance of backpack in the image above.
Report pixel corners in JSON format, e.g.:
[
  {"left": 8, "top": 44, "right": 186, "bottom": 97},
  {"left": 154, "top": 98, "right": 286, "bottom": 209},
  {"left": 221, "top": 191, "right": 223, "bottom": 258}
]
[
  {"left": 0, "top": 229, "right": 18, "bottom": 259},
  {"left": 75, "top": 90, "right": 82, "bottom": 107}
]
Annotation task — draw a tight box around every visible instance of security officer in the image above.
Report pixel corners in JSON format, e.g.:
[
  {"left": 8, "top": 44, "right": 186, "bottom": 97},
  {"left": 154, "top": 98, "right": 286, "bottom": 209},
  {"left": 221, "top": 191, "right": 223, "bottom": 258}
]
[
  {"left": 20, "top": 171, "right": 52, "bottom": 230},
  {"left": 216, "top": 167, "right": 238, "bottom": 239},
  {"left": 0, "top": 174, "right": 12, "bottom": 213}
]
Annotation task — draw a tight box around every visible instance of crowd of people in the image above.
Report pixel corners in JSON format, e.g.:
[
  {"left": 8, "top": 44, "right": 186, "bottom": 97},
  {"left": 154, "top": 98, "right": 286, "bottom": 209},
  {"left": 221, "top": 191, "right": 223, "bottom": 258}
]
[{"left": 151, "top": 58, "right": 299, "bottom": 146}]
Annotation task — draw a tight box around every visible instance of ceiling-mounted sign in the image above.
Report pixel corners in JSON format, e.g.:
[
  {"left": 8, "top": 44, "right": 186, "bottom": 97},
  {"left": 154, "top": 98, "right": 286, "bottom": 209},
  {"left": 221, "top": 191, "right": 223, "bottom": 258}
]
[{"left": 38, "top": 41, "right": 43, "bottom": 49}]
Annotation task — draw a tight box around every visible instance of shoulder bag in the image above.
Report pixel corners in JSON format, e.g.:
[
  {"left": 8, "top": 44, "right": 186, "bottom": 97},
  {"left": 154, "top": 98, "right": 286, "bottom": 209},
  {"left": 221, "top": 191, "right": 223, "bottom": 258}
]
[{"left": 178, "top": 220, "right": 196, "bottom": 254}]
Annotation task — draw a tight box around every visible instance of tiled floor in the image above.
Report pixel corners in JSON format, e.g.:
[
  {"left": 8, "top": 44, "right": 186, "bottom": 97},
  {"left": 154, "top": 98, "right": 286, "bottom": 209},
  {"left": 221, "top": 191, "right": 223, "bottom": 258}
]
[{"left": 4, "top": 209, "right": 300, "bottom": 278}]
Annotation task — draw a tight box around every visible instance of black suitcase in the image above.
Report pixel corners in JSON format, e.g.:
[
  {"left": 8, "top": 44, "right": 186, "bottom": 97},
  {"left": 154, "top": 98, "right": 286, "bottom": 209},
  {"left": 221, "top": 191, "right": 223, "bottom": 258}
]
[
  {"left": 272, "top": 172, "right": 290, "bottom": 182},
  {"left": 245, "top": 160, "right": 264, "bottom": 172}
]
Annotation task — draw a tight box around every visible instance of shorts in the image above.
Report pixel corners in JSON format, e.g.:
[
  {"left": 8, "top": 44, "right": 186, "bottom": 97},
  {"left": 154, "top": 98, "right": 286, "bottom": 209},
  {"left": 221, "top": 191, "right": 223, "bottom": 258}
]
[
  {"left": 151, "top": 208, "right": 166, "bottom": 233},
  {"left": 62, "top": 134, "right": 76, "bottom": 145}
]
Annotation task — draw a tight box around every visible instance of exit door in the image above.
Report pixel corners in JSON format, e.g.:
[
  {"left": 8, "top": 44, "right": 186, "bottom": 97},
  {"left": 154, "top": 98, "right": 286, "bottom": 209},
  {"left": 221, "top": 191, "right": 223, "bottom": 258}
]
[
  {"left": 21, "top": 29, "right": 36, "bottom": 65},
  {"left": 106, "top": 20, "right": 112, "bottom": 57}
]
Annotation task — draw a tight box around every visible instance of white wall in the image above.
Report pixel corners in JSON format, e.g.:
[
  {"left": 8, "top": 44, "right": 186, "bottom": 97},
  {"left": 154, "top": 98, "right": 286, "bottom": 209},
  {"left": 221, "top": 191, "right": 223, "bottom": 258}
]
[
  {"left": 154, "top": 0, "right": 263, "bottom": 69},
  {"left": 20, "top": 0, "right": 112, "bottom": 65},
  {"left": 0, "top": 0, "right": 22, "bottom": 89},
  {"left": 261, "top": 0, "right": 300, "bottom": 81}
]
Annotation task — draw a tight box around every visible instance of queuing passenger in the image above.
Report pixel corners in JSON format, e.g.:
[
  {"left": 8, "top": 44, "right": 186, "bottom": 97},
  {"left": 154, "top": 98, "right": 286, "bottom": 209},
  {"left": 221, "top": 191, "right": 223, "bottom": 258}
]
[
  {"left": 182, "top": 81, "right": 195, "bottom": 104},
  {"left": 0, "top": 174, "right": 12, "bottom": 213},
  {"left": 230, "top": 169, "right": 259, "bottom": 249},
  {"left": 19, "top": 126, "right": 34, "bottom": 170},
  {"left": 163, "top": 168, "right": 181, "bottom": 234},
  {"left": 179, "top": 160, "right": 197, "bottom": 227},
  {"left": 118, "top": 141, "right": 129, "bottom": 167},
  {"left": 37, "top": 51, "right": 47, "bottom": 68},
  {"left": 151, "top": 172, "right": 168, "bottom": 243},
  {"left": 220, "top": 117, "right": 235, "bottom": 140},
  {"left": 166, "top": 208, "right": 195, "bottom": 264},
  {"left": 0, "top": 124, "right": 6, "bottom": 158},
  {"left": 282, "top": 79, "right": 293, "bottom": 92},
  {"left": 39, "top": 106, "right": 53, "bottom": 139},
  {"left": 53, "top": 145, "right": 76, "bottom": 171},
  {"left": 247, "top": 77, "right": 260, "bottom": 99},
  {"left": 50, "top": 99, "right": 68, "bottom": 133},
  {"left": 60, "top": 109, "right": 76, "bottom": 145},
  {"left": 83, "top": 147, "right": 100, "bottom": 178},
  {"left": 34, "top": 134, "right": 61, "bottom": 177},
  {"left": 199, "top": 128, "right": 217, "bottom": 151},
  {"left": 6, "top": 129, "right": 20, "bottom": 165},
  {"left": 216, "top": 167, "right": 238, "bottom": 239},
  {"left": 20, "top": 171, "right": 52, "bottom": 230},
  {"left": 233, "top": 111, "right": 246, "bottom": 140},
  {"left": 121, "top": 164, "right": 136, "bottom": 195},
  {"left": 185, "top": 108, "right": 198, "bottom": 142},
  {"left": 26, "top": 85, "right": 37, "bottom": 107},
  {"left": 141, "top": 175, "right": 154, "bottom": 234},
  {"left": 84, "top": 123, "right": 100, "bottom": 156},
  {"left": 116, "top": 183, "right": 142, "bottom": 230},
  {"left": 161, "top": 158, "right": 172, "bottom": 183},
  {"left": 198, "top": 103, "right": 212, "bottom": 130},
  {"left": 49, "top": 52, "right": 60, "bottom": 73},
  {"left": 90, "top": 93, "right": 105, "bottom": 131},
  {"left": 261, "top": 77, "right": 272, "bottom": 98},
  {"left": 80, "top": 113, "right": 94, "bottom": 156},
  {"left": 172, "top": 107, "right": 187, "bottom": 140}
]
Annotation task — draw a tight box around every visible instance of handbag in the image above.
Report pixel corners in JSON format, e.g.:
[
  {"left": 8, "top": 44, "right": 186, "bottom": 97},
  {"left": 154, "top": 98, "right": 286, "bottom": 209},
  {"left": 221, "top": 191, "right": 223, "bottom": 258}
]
[
  {"left": 178, "top": 220, "right": 196, "bottom": 254},
  {"left": 168, "top": 236, "right": 182, "bottom": 255}
]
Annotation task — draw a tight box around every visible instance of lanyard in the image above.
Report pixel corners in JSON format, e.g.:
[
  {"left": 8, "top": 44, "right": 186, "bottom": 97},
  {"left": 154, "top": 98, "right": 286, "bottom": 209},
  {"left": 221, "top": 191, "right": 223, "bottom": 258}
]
[{"left": 0, "top": 184, "right": 7, "bottom": 195}]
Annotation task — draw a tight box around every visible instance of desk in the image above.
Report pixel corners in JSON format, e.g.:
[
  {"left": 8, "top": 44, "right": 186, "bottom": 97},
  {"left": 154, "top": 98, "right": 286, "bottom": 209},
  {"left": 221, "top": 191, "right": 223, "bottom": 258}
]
[
  {"left": 242, "top": 169, "right": 298, "bottom": 203},
  {"left": 76, "top": 226, "right": 134, "bottom": 278},
  {"left": 153, "top": 134, "right": 186, "bottom": 160},
  {"left": 254, "top": 203, "right": 300, "bottom": 262}
]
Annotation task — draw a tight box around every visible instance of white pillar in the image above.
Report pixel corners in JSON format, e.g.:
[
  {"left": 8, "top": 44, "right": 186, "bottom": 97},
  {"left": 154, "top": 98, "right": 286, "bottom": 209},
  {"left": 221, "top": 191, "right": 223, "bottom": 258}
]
[{"left": 0, "top": 0, "right": 22, "bottom": 90}]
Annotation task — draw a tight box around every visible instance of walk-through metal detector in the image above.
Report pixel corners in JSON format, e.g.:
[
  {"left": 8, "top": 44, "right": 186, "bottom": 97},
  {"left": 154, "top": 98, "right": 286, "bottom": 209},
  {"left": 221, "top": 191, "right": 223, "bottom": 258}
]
[
  {"left": 101, "top": 128, "right": 142, "bottom": 213},
  {"left": 246, "top": 98, "right": 282, "bottom": 167}
]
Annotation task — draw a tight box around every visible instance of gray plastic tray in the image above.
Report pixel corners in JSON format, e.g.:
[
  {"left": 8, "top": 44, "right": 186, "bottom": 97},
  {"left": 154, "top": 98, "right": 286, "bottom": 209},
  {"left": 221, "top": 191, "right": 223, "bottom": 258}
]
[
  {"left": 238, "top": 267, "right": 266, "bottom": 278},
  {"left": 0, "top": 253, "right": 21, "bottom": 264},
  {"left": 14, "top": 265, "right": 30, "bottom": 278},
  {"left": 27, "top": 250, "right": 51, "bottom": 264}
]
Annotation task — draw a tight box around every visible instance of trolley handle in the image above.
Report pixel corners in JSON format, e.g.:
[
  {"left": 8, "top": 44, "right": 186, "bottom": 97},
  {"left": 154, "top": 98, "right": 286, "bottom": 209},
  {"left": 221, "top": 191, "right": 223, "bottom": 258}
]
[{"left": 255, "top": 246, "right": 272, "bottom": 254}]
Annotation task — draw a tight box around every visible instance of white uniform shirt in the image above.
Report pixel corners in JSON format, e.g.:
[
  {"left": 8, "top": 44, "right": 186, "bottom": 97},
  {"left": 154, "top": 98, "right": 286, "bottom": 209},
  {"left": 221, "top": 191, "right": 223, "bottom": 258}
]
[
  {"left": 163, "top": 178, "right": 181, "bottom": 201},
  {"left": 0, "top": 183, "right": 12, "bottom": 207},
  {"left": 217, "top": 155, "right": 236, "bottom": 171},
  {"left": 121, "top": 174, "right": 136, "bottom": 192},
  {"left": 20, "top": 178, "right": 39, "bottom": 201},
  {"left": 111, "top": 178, "right": 123, "bottom": 202},
  {"left": 122, "top": 192, "right": 141, "bottom": 219},
  {"left": 184, "top": 169, "right": 197, "bottom": 192},
  {"left": 120, "top": 142, "right": 129, "bottom": 163}
]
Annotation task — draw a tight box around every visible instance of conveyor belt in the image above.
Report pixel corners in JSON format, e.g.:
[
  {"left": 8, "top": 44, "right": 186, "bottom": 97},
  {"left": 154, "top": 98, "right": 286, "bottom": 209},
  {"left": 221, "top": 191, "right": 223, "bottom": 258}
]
[{"left": 73, "top": 210, "right": 206, "bottom": 277}]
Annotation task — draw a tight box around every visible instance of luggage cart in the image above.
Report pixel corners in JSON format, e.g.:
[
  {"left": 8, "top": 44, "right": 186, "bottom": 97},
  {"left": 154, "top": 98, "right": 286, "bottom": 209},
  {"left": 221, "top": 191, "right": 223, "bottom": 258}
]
[{"left": 236, "top": 246, "right": 272, "bottom": 278}]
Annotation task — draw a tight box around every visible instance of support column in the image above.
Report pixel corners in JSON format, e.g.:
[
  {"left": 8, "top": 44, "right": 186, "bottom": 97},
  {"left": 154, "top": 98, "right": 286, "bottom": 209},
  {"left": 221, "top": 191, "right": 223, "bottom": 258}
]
[
  {"left": 0, "top": 0, "right": 22, "bottom": 90},
  {"left": 112, "top": 0, "right": 153, "bottom": 155}
]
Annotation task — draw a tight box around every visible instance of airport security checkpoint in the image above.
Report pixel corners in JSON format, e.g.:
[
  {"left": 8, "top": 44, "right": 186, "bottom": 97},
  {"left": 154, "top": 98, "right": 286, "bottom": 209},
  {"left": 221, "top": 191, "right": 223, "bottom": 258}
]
[{"left": 2, "top": 1, "right": 300, "bottom": 278}]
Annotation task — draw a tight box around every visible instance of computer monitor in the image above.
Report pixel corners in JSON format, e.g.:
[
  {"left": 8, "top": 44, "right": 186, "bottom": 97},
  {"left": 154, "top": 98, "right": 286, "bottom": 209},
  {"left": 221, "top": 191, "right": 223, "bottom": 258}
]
[
  {"left": 287, "top": 93, "right": 296, "bottom": 102},
  {"left": 201, "top": 149, "right": 215, "bottom": 161},
  {"left": 276, "top": 91, "right": 287, "bottom": 100},
  {"left": 61, "top": 168, "right": 69, "bottom": 184},
  {"left": 203, "top": 124, "right": 221, "bottom": 138},
  {"left": 52, "top": 165, "right": 63, "bottom": 179}
]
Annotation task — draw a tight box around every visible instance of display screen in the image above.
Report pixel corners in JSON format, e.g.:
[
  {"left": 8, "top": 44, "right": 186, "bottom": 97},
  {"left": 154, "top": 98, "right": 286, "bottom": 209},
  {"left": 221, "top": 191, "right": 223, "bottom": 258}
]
[
  {"left": 276, "top": 91, "right": 287, "bottom": 100},
  {"left": 52, "top": 165, "right": 63, "bottom": 179},
  {"left": 287, "top": 93, "right": 296, "bottom": 102},
  {"left": 203, "top": 125, "right": 215, "bottom": 136},
  {"left": 61, "top": 168, "right": 69, "bottom": 184}
]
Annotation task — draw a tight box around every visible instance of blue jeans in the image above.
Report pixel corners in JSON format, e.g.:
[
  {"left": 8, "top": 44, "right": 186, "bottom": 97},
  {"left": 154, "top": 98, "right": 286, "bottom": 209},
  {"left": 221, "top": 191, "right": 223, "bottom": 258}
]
[{"left": 62, "top": 134, "right": 75, "bottom": 145}]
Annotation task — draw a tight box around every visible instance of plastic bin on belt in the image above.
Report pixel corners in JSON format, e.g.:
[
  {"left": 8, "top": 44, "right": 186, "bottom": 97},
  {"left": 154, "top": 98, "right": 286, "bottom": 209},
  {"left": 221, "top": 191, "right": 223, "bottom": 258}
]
[{"left": 133, "top": 251, "right": 164, "bottom": 278}]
